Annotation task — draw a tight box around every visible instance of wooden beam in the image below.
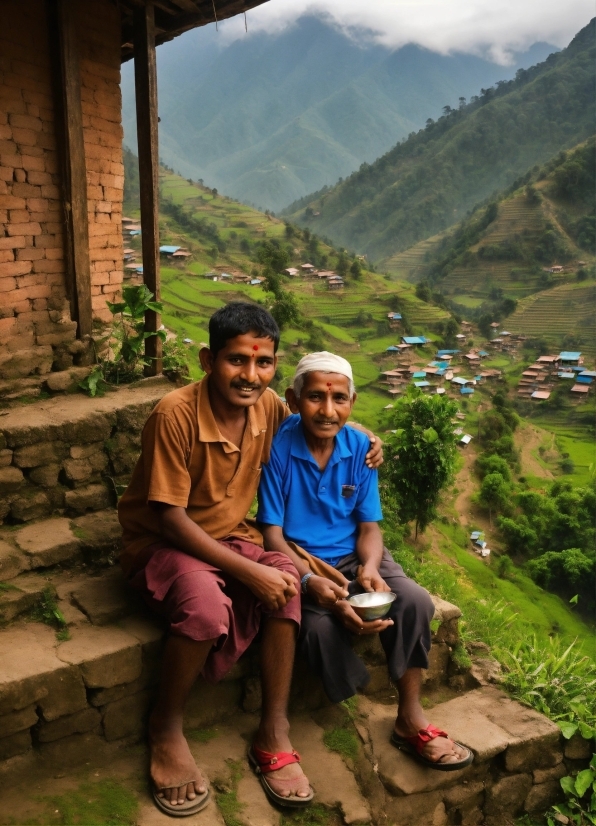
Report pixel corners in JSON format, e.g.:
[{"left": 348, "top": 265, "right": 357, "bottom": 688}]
[
  {"left": 133, "top": 2, "right": 162, "bottom": 375},
  {"left": 51, "top": 0, "right": 93, "bottom": 339}
]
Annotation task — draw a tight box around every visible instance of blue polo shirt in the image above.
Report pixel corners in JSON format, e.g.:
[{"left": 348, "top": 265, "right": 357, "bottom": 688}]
[{"left": 257, "top": 415, "right": 383, "bottom": 566}]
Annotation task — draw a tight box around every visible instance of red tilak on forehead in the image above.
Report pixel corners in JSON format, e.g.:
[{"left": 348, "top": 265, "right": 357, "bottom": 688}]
[
  {"left": 327, "top": 382, "right": 332, "bottom": 386},
  {"left": 252, "top": 345, "right": 259, "bottom": 351}
]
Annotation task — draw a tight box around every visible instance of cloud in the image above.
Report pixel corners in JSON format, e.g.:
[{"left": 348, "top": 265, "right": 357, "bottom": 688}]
[{"left": 221, "top": 0, "right": 594, "bottom": 63}]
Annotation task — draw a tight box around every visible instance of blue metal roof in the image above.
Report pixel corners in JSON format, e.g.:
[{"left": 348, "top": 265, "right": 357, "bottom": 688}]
[
  {"left": 478, "top": 350, "right": 489, "bottom": 357},
  {"left": 437, "top": 349, "right": 460, "bottom": 356},
  {"left": 412, "top": 371, "right": 427, "bottom": 378},
  {"left": 460, "top": 387, "right": 474, "bottom": 394},
  {"left": 414, "top": 381, "right": 430, "bottom": 387},
  {"left": 389, "top": 312, "right": 402, "bottom": 319},
  {"left": 386, "top": 345, "right": 400, "bottom": 352},
  {"left": 559, "top": 351, "right": 581, "bottom": 360},
  {"left": 579, "top": 370, "right": 596, "bottom": 377},
  {"left": 159, "top": 245, "right": 181, "bottom": 254},
  {"left": 403, "top": 336, "right": 427, "bottom": 345},
  {"left": 452, "top": 377, "right": 470, "bottom": 385},
  {"left": 558, "top": 372, "right": 575, "bottom": 379},
  {"left": 577, "top": 375, "right": 592, "bottom": 384}
]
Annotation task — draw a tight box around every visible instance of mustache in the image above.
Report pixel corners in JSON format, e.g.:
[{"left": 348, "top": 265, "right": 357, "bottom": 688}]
[
  {"left": 231, "top": 380, "right": 261, "bottom": 390},
  {"left": 313, "top": 418, "right": 339, "bottom": 425}
]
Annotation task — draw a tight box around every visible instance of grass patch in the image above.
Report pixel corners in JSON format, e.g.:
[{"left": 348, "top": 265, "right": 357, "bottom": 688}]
[
  {"left": 281, "top": 803, "right": 341, "bottom": 825},
  {"left": 214, "top": 759, "right": 245, "bottom": 826},
  {"left": 322, "top": 727, "right": 359, "bottom": 761},
  {"left": 25, "top": 779, "right": 139, "bottom": 825},
  {"left": 30, "top": 587, "right": 67, "bottom": 634}
]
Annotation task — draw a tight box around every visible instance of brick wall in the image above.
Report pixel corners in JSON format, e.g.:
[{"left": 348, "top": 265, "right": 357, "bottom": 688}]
[{"left": 0, "top": 0, "right": 123, "bottom": 385}]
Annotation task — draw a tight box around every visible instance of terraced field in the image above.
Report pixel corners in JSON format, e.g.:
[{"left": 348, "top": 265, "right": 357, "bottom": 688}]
[
  {"left": 507, "top": 281, "right": 596, "bottom": 354},
  {"left": 382, "top": 233, "right": 445, "bottom": 282}
]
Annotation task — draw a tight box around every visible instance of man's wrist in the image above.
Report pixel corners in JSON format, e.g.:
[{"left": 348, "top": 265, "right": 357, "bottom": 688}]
[{"left": 301, "top": 572, "right": 314, "bottom": 594}]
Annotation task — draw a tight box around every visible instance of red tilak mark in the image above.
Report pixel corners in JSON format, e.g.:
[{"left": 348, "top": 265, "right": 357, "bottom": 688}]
[
  {"left": 327, "top": 382, "right": 332, "bottom": 387},
  {"left": 252, "top": 345, "right": 259, "bottom": 351}
]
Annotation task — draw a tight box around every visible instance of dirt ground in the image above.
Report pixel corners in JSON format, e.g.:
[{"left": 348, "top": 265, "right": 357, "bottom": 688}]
[{"left": 514, "top": 423, "right": 555, "bottom": 480}]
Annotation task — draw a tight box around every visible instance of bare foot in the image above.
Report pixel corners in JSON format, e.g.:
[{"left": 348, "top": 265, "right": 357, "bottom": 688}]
[
  {"left": 253, "top": 724, "right": 312, "bottom": 799},
  {"left": 150, "top": 721, "right": 208, "bottom": 806}
]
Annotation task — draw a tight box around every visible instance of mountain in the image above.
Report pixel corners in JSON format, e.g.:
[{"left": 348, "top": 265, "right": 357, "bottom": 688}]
[
  {"left": 120, "top": 16, "right": 556, "bottom": 212},
  {"left": 284, "top": 19, "right": 595, "bottom": 263}
]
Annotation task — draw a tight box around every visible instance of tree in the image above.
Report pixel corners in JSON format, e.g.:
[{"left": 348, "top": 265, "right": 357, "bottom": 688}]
[
  {"left": 350, "top": 259, "right": 362, "bottom": 279},
  {"left": 415, "top": 282, "right": 431, "bottom": 303},
  {"left": 477, "top": 472, "right": 510, "bottom": 525},
  {"left": 381, "top": 388, "right": 458, "bottom": 538}
]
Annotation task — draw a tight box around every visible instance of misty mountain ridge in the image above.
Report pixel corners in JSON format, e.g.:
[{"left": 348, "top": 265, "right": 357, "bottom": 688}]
[
  {"left": 121, "top": 15, "right": 556, "bottom": 211},
  {"left": 285, "top": 19, "right": 595, "bottom": 264}
]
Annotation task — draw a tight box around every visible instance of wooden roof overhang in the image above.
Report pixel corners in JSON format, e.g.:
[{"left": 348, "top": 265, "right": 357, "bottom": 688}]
[{"left": 118, "top": 0, "right": 271, "bottom": 61}]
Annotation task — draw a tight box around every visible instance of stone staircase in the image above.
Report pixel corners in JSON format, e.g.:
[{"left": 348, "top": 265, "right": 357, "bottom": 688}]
[{"left": 0, "top": 381, "right": 589, "bottom": 824}]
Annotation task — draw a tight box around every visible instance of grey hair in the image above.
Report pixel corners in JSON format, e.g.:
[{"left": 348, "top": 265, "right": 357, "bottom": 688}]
[{"left": 293, "top": 371, "right": 356, "bottom": 399}]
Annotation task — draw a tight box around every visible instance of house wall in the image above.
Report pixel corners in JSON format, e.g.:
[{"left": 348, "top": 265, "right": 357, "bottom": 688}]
[{"left": 0, "top": 0, "right": 124, "bottom": 388}]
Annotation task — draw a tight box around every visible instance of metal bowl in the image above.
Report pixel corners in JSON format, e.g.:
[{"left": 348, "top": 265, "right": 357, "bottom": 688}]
[{"left": 347, "top": 592, "right": 396, "bottom": 621}]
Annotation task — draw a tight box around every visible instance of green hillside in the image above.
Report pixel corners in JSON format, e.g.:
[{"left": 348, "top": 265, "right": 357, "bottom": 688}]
[
  {"left": 384, "top": 138, "right": 596, "bottom": 354},
  {"left": 285, "top": 19, "right": 595, "bottom": 262},
  {"left": 121, "top": 18, "right": 557, "bottom": 213},
  {"left": 123, "top": 171, "right": 450, "bottom": 431}
]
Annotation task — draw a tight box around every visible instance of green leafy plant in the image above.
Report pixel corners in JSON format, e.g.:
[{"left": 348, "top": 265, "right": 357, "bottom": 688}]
[
  {"left": 548, "top": 754, "right": 596, "bottom": 826},
  {"left": 31, "top": 587, "right": 70, "bottom": 641},
  {"left": 495, "top": 635, "right": 596, "bottom": 740},
  {"left": 79, "top": 285, "right": 166, "bottom": 395},
  {"left": 105, "top": 284, "right": 165, "bottom": 382}
]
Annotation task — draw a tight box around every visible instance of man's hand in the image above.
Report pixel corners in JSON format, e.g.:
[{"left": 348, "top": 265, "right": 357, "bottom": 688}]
[
  {"left": 331, "top": 599, "right": 393, "bottom": 635},
  {"left": 365, "top": 436, "right": 383, "bottom": 469},
  {"left": 346, "top": 422, "right": 383, "bottom": 468},
  {"left": 242, "top": 566, "right": 298, "bottom": 611},
  {"left": 305, "top": 574, "right": 349, "bottom": 608},
  {"left": 357, "top": 564, "right": 391, "bottom": 593}
]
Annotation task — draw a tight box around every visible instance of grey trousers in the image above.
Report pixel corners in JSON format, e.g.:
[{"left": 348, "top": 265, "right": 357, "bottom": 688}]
[{"left": 299, "top": 550, "right": 435, "bottom": 703}]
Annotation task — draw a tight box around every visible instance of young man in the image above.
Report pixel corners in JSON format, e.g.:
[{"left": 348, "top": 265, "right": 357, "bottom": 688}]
[
  {"left": 257, "top": 352, "right": 474, "bottom": 772},
  {"left": 118, "top": 305, "right": 381, "bottom": 816}
]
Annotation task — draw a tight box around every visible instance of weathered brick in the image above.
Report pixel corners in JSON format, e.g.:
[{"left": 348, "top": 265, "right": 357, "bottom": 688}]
[
  {"left": 0, "top": 260, "right": 31, "bottom": 276},
  {"left": 0, "top": 234, "right": 26, "bottom": 249},
  {"left": 12, "top": 181, "right": 41, "bottom": 197},
  {"left": 0, "top": 250, "right": 14, "bottom": 263},
  {"left": 11, "top": 127, "right": 37, "bottom": 146},
  {"left": 26, "top": 169, "right": 52, "bottom": 185},
  {"left": 8, "top": 113, "right": 42, "bottom": 132},
  {"left": 7, "top": 222, "right": 41, "bottom": 236}
]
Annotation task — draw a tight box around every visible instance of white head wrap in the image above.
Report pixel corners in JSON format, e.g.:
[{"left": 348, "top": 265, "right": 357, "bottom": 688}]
[{"left": 293, "top": 351, "right": 355, "bottom": 397}]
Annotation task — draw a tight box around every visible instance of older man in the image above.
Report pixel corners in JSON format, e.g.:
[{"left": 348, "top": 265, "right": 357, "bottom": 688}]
[{"left": 257, "top": 352, "right": 474, "bottom": 771}]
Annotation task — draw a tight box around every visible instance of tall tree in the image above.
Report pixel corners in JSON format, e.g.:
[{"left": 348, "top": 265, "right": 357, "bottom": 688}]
[{"left": 382, "top": 387, "right": 458, "bottom": 538}]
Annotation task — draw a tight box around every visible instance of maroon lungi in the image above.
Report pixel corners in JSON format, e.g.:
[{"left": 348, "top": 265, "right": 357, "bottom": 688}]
[{"left": 128, "top": 537, "right": 300, "bottom": 683}]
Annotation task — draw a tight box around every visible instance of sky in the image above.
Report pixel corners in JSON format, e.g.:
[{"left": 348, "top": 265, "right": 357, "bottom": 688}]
[{"left": 220, "top": 0, "right": 595, "bottom": 63}]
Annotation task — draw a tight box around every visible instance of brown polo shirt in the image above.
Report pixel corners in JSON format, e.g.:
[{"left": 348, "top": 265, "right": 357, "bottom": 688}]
[{"left": 118, "top": 377, "right": 287, "bottom": 575}]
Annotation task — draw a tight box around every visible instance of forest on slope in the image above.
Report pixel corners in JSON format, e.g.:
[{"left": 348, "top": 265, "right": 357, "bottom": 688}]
[
  {"left": 386, "top": 139, "right": 596, "bottom": 354},
  {"left": 121, "top": 16, "right": 555, "bottom": 213},
  {"left": 285, "top": 19, "right": 595, "bottom": 264}
]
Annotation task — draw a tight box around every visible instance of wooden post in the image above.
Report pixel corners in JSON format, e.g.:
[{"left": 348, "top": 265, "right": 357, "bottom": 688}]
[
  {"left": 52, "top": 0, "right": 93, "bottom": 339},
  {"left": 134, "top": 2, "right": 162, "bottom": 375}
]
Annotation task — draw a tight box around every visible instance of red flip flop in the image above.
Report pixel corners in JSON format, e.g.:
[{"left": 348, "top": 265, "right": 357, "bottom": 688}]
[
  {"left": 248, "top": 745, "right": 314, "bottom": 808},
  {"left": 391, "top": 724, "right": 474, "bottom": 772}
]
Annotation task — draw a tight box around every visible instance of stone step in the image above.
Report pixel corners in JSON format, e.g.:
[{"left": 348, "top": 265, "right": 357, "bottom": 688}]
[
  {"left": 0, "top": 367, "right": 94, "bottom": 405},
  {"left": 0, "top": 508, "right": 122, "bottom": 589},
  {"left": 354, "top": 688, "right": 573, "bottom": 826},
  {"left": 0, "top": 377, "right": 172, "bottom": 525},
  {"left": 0, "top": 563, "right": 466, "bottom": 773}
]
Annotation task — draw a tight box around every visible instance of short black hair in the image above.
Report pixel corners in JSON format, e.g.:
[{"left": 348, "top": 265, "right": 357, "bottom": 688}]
[{"left": 208, "top": 302, "right": 280, "bottom": 357}]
